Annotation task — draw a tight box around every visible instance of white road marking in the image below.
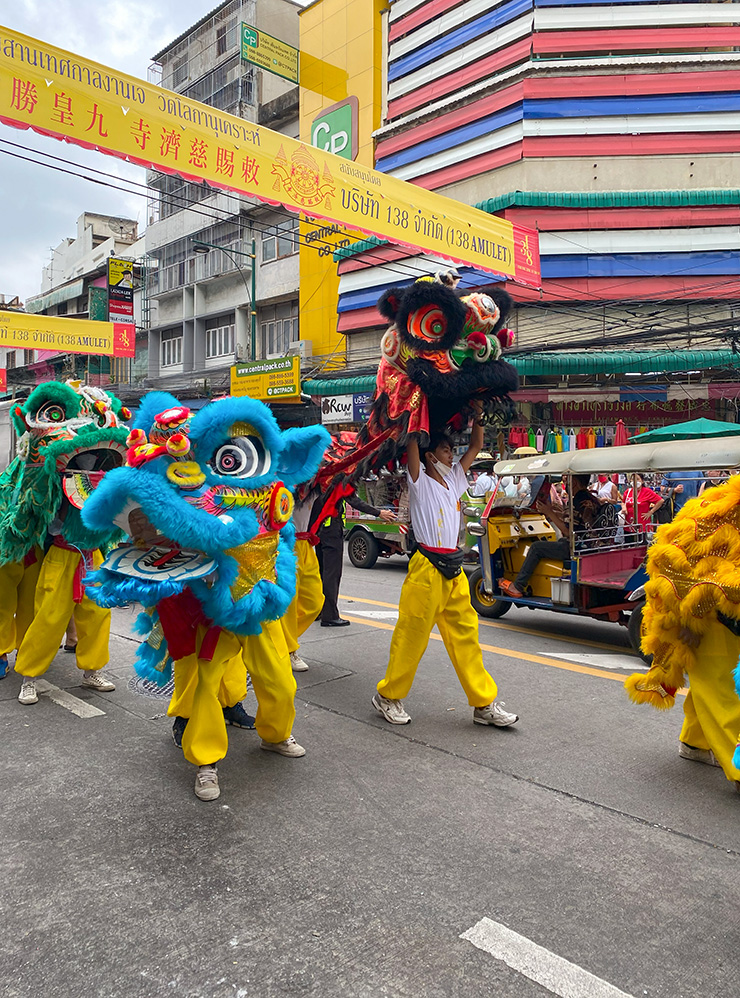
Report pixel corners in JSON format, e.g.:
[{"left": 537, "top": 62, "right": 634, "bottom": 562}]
[
  {"left": 461, "top": 918, "right": 636, "bottom": 998},
  {"left": 541, "top": 651, "right": 647, "bottom": 672},
  {"left": 341, "top": 608, "right": 399, "bottom": 620},
  {"left": 35, "top": 679, "right": 106, "bottom": 718}
]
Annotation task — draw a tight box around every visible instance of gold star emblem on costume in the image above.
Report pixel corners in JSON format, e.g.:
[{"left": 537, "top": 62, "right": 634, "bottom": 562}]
[{"left": 225, "top": 532, "right": 278, "bottom": 601}]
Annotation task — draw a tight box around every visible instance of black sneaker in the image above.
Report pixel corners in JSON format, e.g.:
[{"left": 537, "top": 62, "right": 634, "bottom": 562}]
[
  {"left": 223, "top": 702, "right": 256, "bottom": 729},
  {"left": 172, "top": 715, "right": 188, "bottom": 748}
]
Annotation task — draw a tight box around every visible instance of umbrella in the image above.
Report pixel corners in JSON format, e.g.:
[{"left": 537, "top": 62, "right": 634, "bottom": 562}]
[
  {"left": 614, "top": 419, "right": 629, "bottom": 447},
  {"left": 630, "top": 418, "right": 740, "bottom": 443}
]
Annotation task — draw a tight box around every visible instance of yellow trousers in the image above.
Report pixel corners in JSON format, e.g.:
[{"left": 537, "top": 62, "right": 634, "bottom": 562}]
[
  {"left": 377, "top": 551, "right": 497, "bottom": 706},
  {"left": 168, "top": 619, "right": 297, "bottom": 766},
  {"left": 0, "top": 549, "right": 42, "bottom": 656},
  {"left": 281, "top": 539, "right": 324, "bottom": 654},
  {"left": 680, "top": 619, "right": 740, "bottom": 783},
  {"left": 14, "top": 546, "right": 111, "bottom": 678}
]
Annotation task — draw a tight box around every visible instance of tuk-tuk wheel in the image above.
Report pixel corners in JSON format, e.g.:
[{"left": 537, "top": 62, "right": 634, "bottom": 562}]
[
  {"left": 347, "top": 528, "right": 379, "bottom": 569},
  {"left": 469, "top": 568, "right": 511, "bottom": 618},
  {"left": 628, "top": 601, "right": 652, "bottom": 665}
]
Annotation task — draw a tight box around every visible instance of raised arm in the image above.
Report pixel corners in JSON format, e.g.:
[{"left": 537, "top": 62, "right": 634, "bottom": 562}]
[
  {"left": 460, "top": 403, "right": 485, "bottom": 474},
  {"left": 407, "top": 434, "right": 421, "bottom": 483}
]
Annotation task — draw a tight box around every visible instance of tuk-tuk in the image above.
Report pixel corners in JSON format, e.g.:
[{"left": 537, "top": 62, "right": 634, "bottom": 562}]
[{"left": 467, "top": 437, "right": 740, "bottom": 658}]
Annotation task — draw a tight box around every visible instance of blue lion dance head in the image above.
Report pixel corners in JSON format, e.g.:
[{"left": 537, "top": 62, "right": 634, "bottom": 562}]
[{"left": 82, "top": 391, "right": 330, "bottom": 635}]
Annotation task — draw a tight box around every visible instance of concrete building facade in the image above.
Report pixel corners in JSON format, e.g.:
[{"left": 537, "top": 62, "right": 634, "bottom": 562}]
[{"left": 144, "top": 0, "right": 303, "bottom": 396}]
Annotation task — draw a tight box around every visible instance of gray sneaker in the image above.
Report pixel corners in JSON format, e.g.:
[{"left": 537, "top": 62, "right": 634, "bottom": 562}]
[
  {"left": 81, "top": 670, "right": 115, "bottom": 692},
  {"left": 678, "top": 742, "right": 720, "bottom": 767},
  {"left": 18, "top": 678, "right": 38, "bottom": 705},
  {"left": 260, "top": 735, "right": 306, "bottom": 757},
  {"left": 194, "top": 765, "right": 220, "bottom": 801},
  {"left": 474, "top": 701, "right": 519, "bottom": 727},
  {"left": 372, "top": 693, "right": 411, "bottom": 725}
]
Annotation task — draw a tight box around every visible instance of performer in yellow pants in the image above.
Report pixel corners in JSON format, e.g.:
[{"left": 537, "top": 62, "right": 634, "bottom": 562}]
[
  {"left": 168, "top": 618, "right": 301, "bottom": 800},
  {"left": 281, "top": 537, "right": 324, "bottom": 672},
  {"left": 378, "top": 551, "right": 498, "bottom": 705},
  {"left": 0, "top": 548, "right": 42, "bottom": 673},
  {"left": 679, "top": 618, "right": 740, "bottom": 786},
  {"left": 374, "top": 424, "right": 519, "bottom": 728},
  {"left": 15, "top": 543, "right": 115, "bottom": 704}
]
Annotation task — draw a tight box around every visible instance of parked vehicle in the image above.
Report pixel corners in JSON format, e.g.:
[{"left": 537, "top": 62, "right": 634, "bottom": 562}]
[{"left": 467, "top": 437, "right": 740, "bottom": 659}]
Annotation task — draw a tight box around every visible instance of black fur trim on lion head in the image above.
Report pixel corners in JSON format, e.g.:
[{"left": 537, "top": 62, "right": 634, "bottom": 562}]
[
  {"left": 387, "top": 281, "right": 466, "bottom": 355},
  {"left": 377, "top": 287, "right": 404, "bottom": 323}
]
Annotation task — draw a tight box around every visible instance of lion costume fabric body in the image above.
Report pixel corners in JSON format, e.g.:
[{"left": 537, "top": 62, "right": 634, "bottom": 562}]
[
  {"left": 309, "top": 278, "right": 518, "bottom": 531},
  {"left": 625, "top": 477, "right": 740, "bottom": 783}
]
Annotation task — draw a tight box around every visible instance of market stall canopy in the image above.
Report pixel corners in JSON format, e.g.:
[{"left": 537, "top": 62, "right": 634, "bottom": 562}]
[
  {"left": 630, "top": 418, "right": 740, "bottom": 443},
  {"left": 495, "top": 437, "right": 740, "bottom": 477},
  {"left": 0, "top": 25, "right": 540, "bottom": 287}
]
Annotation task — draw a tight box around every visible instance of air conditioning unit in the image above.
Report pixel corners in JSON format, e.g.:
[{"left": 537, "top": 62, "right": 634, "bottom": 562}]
[{"left": 288, "top": 339, "right": 312, "bottom": 360}]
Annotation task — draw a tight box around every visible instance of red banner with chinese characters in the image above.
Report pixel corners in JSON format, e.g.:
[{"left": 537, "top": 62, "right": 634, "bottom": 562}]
[
  {"left": 0, "top": 25, "right": 541, "bottom": 287},
  {"left": 0, "top": 368, "right": 6, "bottom": 392}
]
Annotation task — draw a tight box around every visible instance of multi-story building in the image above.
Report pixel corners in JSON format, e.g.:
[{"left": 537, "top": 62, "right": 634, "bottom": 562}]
[
  {"left": 2, "top": 212, "right": 143, "bottom": 394},
  {"left": 301, "top": 0, "right": 740, "bottom": 438},
  {"left": 144, "top": 0, "right": 304, "bottom": 396}
]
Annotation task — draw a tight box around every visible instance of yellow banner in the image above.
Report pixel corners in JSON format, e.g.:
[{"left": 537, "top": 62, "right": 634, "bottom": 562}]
[
  {"left": 0, "top": 26, "right": 540, "bottom": 286},
  {"left": 230, "top": 357, "right": 301, "bottom": 401},
  {"left": 0, "top": 310, "right": 135, "bottom": 358}
]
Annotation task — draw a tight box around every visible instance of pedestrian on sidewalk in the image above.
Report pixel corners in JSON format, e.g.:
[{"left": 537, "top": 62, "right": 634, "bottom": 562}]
[{"left": 372, "top": 404, "right": 519, "bottom": 729}]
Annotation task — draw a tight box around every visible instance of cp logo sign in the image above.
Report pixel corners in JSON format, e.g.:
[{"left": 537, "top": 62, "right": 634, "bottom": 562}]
[{"left": 311, "top": 96, "right": 359, "bottom": 162}]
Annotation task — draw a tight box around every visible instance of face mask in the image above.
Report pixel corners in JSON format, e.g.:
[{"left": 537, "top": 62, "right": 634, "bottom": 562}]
[{"left": 430, "top": 454, "right": 454, "bottom": 479}]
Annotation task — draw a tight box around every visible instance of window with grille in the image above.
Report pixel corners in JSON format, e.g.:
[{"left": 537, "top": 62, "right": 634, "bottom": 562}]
[
  {"left": 172, "top": 55, "right": 189, "bottom": 88},
  {"left": 260, "top": 302, "right": 299, "bottom": 358},
  {"left": 262, "top": 218, "right": 298, "bottom": 263},
  {"left": 5, "top": 350, "right": 16, "bottom": 369},
  {"left": 161, "top": 329, "right": 183, "bottom": 368},
  {"left": 205, "top": 314, "right": 235, "bottom": 359}
]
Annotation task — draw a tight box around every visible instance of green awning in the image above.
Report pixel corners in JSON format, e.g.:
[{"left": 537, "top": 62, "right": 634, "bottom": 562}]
[
  {"left": 510, "top": 350, "right": 740, "bottom": 377},
  {"left": 631, "top": 418, "right": 740, "bottom": 443},
  {"left": 303, "top": 375, "right": 377, "bottom": 395},
  {"left": 304, "top": 350, "right": 740, "bottom": 395}
]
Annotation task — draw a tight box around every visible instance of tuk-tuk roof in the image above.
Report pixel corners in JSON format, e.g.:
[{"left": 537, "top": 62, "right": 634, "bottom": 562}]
[{"left": 494, "top": 436, "right": 740, "bottom": 477}]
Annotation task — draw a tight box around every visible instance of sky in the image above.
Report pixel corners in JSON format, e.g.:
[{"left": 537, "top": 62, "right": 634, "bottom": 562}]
[{"left": 0, "top": 1, "right": 294, "bottom": 301}]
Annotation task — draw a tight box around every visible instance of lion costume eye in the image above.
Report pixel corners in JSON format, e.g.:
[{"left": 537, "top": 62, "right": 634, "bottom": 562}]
[
  {"left": 407, "top": 304, "right": 447, "bottom": 342},
  {"left": 212, "top": 436, "right": 271, "bottom": 478},
  {"left": 37, "top": 402, "right": 66, "bottom": 424}
]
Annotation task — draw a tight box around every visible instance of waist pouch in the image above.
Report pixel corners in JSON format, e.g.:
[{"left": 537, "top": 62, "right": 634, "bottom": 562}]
[{"left": 418, "top": 545, "right": 464, "bottom": 579}]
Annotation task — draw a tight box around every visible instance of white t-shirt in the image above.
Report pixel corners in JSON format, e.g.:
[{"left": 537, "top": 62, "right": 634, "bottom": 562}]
[
  {"left": 408, "top": 462, "right": 467, "bottom": 549},
  {"left": 470, "top": 472, "right": 494, "bottom": 496},
  {"left": 292, "top": 498, "right": 311, "bottom": 533}
]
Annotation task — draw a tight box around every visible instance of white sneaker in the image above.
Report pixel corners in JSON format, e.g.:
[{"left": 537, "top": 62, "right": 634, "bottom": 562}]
[
  {"left": 81, "top": 670, "right": 116, "bottom": 692},
  {"left": 474, "top": 700, "right": 519, "bottom": 727},
  {"left": 372, "top": 693, "right": 411, "bottom": 725},
  {"left": 260, "top": 735, "right": 306, "bottom": 757},
  {"left": 194, "top": 765, "right": 220, "bottom": 801},
  {"left": 678, "top": 742, "right": 720, "bottom": 767},
  {"left": 290, "top": 651, "right": 309, "bottom": 673},
  {"left": 18, "top": 678, "right": 38, "bottom": 705}
]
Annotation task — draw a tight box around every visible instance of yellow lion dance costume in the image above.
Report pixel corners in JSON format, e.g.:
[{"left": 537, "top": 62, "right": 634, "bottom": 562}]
[{"left": 625, "top": 476, "right": 740, "bottom": 789}]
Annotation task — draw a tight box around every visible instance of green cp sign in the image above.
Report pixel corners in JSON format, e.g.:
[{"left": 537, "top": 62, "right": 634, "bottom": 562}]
[{"left": 311, "top": 96, "right": 358, "bottom": 161}]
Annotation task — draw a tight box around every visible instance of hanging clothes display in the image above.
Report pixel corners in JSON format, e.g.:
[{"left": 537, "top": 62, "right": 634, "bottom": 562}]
[{"left": 544, "top": 429, "right": 558, "bottom": 453}]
